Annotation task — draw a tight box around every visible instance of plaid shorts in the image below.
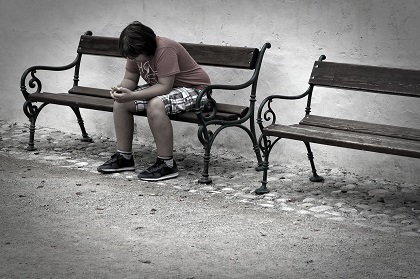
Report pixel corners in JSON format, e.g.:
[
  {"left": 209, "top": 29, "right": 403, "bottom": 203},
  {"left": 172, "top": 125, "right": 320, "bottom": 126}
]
[{"left": 134, "top": 84, "right": 207, "bottom": 115}]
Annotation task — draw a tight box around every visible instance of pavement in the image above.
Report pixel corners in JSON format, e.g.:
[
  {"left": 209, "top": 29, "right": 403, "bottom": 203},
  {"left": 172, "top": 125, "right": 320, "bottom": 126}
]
[{"left": 1, "top": 120, "right": 419, "bottom": 238}]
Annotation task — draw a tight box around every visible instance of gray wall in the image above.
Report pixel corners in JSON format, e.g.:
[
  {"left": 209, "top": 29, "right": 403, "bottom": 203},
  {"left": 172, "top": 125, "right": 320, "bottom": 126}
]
[{"left": 1, "top": 0, "right": 419, "bottom": 182}]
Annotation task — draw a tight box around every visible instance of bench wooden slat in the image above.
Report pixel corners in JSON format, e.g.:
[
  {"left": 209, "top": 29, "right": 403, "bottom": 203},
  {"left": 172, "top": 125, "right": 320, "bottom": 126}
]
[
  {"left": 300, "top": 115, "right": 420, "bottom": 141},
  {"left": 310, "top": 61, "right": 420, "bottom": 98},
  {"left": 29, "top": 92, "right": 114, "bottom": 111},
  {"left": 131, "top": 109, "right": 216, "bottom": 124},
  {"left": 263, "top": 124, "right": 420, "bottom": 158},
  {"left": 29, "top": 92, "right": 240, "bottom": 123},
  {"left": 215, "top": 103, "right": 248, "bottom": 118},
  {"left": 181, "top": 43, "right": 259, "bottom": 69},
  {"left": 132, "top": 108, "right": 240, "bottom": 123},
  {"left": 77, "top": 35, "right": 259, "bottom": 69},
  {"left": 78, "top": 35, "right": 121, "bottom": 57},
  {"left": 69, "top": 86, "right": 249, "bottom": 118},
  {"left": 69, "top": 86, "right": 110, "bottom": 98}
]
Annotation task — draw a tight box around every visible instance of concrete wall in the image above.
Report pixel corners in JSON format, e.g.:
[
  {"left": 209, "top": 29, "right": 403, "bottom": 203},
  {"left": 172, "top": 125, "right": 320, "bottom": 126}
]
[{"left": 1, "top": 0, "right": 419, "bottom": 182}]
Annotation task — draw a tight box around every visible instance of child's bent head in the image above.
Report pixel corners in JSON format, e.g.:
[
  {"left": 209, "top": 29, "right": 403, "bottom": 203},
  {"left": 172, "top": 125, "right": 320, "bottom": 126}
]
[{"left": 119, "top": 21, "right": 157, "bottom": 59}]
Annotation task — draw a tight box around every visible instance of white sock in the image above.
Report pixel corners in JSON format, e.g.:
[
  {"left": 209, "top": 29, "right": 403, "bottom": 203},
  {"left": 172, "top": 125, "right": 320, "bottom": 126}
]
[
  {"left": 158, "top": 156, "right": 173, "bottom": 168},
  {"left": 117, "top": 150, "right": 132, "bottom": 160}
]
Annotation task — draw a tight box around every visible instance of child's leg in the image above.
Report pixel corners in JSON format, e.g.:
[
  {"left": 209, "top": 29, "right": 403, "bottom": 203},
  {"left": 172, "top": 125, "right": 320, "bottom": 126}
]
[
  {"left": 113, "top": 101, "right": 137, "bottom": 152},
  {"left": 137, "top": 87, "right": 204, "bottom": 181},
  {"left": 97, "top": 100, "right": 136, "bottom": 173},
  {"left": 145, "top": 87, "right": 206, "bottom": 158},
  {"left": 146, "top": 97, "right": 173, "bottom": 157},
  {"left": 113, "top": 84, "right": 151, "bottom": 152},
  {"left": 138, "top": 96, "right": 178, "bottom": 181}
]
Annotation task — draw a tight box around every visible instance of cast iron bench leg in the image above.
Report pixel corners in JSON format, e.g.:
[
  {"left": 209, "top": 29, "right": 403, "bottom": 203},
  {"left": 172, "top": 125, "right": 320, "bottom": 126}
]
[
  {"left": 304, "top": 141, "right": 324, "bottom": 182},
  {"left": 254, "top": 158, "right": 270, "bottom": 194},
  {"left": 70, "top": 107, "right": 92, "bottom": 142},
  {"left": 254, "top": 134, "right": 275, "bottom": 195},
  {"left": 253, "top": 144, "right": 264, "bottom": 171},
  {"left": 198, "top": 145, "right": 212, "bottom": 184},
  {"left": 249, "top": 118, "right": 264, "bottom": 171},
  {"left": 23, "top": 100, "right": 46, "bottom": 151},
  {"left": 27, "top": 116, "right": 37, "bottom": 151}
]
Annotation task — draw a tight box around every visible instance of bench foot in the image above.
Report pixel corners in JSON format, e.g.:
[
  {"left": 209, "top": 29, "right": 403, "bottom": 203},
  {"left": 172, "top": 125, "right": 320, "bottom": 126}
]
[
  {"left": 255, "top": 159, "right": 270, "bottom": 195},
  {"left": 255, "top": 184, "right": 269, "bottom": 195},
  {"left": 26, "top": 145, "right": 37, "bottom": 151},
  {"left": 80, "top": 136, "right": 93, "bottom": 143},
  {"left": 198, "top": 176, "right": 212, "bottom": 184},
  {"left": 310, "top": 174, "right": 324, "bottom": 182}
]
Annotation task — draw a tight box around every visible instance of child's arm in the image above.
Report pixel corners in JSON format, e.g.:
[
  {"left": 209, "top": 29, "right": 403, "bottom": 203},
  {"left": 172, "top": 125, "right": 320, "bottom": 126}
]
[
  {"left": 111, "top": 75, "right": 175, "bottom": 103},
  {"left": 111, "top": 70, "right": 140, "bottom": 92}
]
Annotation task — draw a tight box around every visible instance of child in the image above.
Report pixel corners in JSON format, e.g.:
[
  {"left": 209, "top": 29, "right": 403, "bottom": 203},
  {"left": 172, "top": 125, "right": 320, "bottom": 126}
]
[{"left": 97, "top": 21, "right": 210, "bottom": 181}]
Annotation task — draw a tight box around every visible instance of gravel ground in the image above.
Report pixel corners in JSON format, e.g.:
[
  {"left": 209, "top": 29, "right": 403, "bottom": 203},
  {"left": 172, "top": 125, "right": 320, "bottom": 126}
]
[{"left": 1, "top": 120, "right": 419, "bottom": 278}]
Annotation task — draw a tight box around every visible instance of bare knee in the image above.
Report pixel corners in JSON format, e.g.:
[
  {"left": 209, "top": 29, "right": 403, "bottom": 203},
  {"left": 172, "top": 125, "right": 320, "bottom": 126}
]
[
  {"left": 113, "top": 101, "right": 136, "bottom": 114},
  {"left": 147, "top": 98, "right": 166, "bottom": 120}
]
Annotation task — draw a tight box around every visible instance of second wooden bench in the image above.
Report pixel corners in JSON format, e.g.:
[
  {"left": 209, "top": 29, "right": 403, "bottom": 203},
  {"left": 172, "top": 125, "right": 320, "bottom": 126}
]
[{"left": 255, "top": 55, "right": 420, "bottom": 194}]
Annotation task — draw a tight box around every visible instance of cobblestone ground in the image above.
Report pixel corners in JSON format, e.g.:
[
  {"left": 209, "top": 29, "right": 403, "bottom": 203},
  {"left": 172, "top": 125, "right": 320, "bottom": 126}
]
[{"left": 1, "top": 120, "right": 419, "bottom": 237}]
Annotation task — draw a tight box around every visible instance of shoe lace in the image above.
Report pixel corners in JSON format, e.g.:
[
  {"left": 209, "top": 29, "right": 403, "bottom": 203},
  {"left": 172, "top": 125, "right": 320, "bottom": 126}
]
[
  {"left": 146, "top": 159, "right": 166, "bottom": 172},
  {"left": 104, "top": 153, "right": 118, "bottom": 164}
]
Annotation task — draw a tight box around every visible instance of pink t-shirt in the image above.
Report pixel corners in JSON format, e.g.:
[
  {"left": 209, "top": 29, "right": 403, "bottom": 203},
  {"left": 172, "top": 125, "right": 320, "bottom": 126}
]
[{"left": 125, "top": 37, "right": 210, "bottom": 89}]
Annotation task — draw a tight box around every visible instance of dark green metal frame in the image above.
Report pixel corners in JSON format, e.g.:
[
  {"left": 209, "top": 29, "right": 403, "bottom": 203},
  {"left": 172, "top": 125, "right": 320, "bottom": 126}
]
[
  {"left": 20, "top": 31, "right": 93, "bottom": 151},
  {"left": 255, "top": 55, "right": 326, "bottom": 194},
  {"left": 194, "top": 42, "right": 271, "bottom": 183}
]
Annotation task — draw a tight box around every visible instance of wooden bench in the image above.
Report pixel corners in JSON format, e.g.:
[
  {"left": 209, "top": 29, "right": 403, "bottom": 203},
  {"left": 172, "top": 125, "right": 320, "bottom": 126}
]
[
  {"left": 255, "top": 55, "right": 420, "bottom": 194},
  {"left": 20, "top": 31, "right": 271, "bottom": 184}
]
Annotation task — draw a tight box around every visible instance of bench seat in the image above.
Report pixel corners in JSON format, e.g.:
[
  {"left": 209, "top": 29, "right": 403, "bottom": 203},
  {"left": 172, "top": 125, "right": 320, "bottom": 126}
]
[
  {"left": 68, "top": 86, "right": 249, "bottom": 119},
  {"left": 264, "top": 115, "right": 420, "bottom": 158},
  {"left": 29, "top": 91, "right": 243, "bottom": 123}
]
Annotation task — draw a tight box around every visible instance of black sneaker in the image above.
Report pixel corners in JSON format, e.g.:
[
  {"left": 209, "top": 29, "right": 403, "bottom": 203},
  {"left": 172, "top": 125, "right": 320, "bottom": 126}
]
[
  {"left": 97, "top": 153, "right": 135, "bottom": 173},
  {"left": 138, "top": 158, "right": 178, "bottom": 181}
]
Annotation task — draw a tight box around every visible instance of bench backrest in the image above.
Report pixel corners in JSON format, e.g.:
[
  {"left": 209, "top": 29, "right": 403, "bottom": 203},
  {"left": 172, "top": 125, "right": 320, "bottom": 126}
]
[
  {"left": 309, "top": 60, "right": 420, "bottom": 98},
  {"left": 77, "top": 34, "right": 260, "bottom": 69}
]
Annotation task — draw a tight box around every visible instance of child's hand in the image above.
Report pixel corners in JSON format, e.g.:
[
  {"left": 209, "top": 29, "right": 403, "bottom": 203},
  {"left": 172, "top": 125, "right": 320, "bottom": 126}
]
[
  {"left": 110, "top": 87, "right": 133, "bottom": 103},
  {"left": 110, "top": 86, "right": 121, "bottom": 93}
]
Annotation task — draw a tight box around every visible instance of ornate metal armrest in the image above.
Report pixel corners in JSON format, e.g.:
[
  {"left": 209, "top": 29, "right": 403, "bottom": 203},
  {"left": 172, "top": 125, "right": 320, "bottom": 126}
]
[
  {"left": 256, "top": 88, "right": 314, "bottom": 131},
  {"left": 194, "top": 81, "right": 256, "bottom": 126},
  {"left": 257, "top": 54, "right": 326, "bottom": 130},
  {"left": 20, "top": 57, "right": 80, "bottom": 99}
]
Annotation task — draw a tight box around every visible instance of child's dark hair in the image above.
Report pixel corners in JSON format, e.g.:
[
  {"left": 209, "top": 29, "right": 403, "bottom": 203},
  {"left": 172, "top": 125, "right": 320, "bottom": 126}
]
[{"left": 119, "top": 21, "right": 157, "bottom": 58}]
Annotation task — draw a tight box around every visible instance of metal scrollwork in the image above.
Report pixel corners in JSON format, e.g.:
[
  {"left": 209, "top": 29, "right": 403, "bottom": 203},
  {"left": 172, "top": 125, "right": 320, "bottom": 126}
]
[
  {"left": 263, "top": 99, "right": 276, "bottom": 125},
  {"left": 21, "top": 69, "right": 43, "bottom": 100},
  {"left": 23, "top": 100, "right": 37, "bottom": 119},
  {"left": 198, "top": 125, "right": 213, "bottom": 145},
  {"left": 23, "top": 100, "right": 48, "bottom": 122},
  {"left": 257, "top": 98, "right": 278, "bottom": 155},
  {"left": 202, "top": 96, "right": 217, "bottom": 122},
  {"left": 257, "top": 97, "right": 277, "bottom": 136},
  {"left": 258, "top": 133, "right": 281, "bottom": 160},
  {"left": 28, "top": 70, "right": 42, "bottom": 94}
]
